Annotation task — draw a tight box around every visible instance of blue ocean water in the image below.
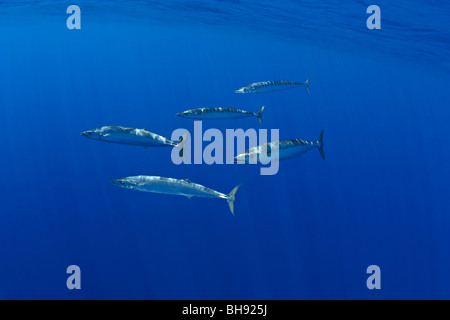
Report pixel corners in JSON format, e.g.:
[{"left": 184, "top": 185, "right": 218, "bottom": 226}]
[{"left": 0, "top": 1, "right": 449, "bottom": 299}]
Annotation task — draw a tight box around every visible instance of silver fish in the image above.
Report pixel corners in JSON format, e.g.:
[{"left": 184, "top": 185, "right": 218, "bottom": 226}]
[
  {"left": 81, "top": 126, "right": 181, "bottom": 148},
  {"left": 111, "top": 176, "right": 241, "bottom": 215},
  {"left": 234, "top": 130, "right": 324, "bottom": 164},
  {"left": 235, "top": 78, "right": 310, "bottom": 94},
  {"left": 176, "top": 106, "right": 265, "bottom": 125}
]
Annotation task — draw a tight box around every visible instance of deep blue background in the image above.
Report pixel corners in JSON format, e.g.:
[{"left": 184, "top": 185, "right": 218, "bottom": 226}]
[{"left": 0, "top": 1, "right": 449, "bottom": 299}]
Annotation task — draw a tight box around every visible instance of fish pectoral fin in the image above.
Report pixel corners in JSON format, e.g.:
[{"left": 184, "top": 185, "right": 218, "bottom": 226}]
[{"left": 185, "top": 195, "right": 193, "bottom": 200}]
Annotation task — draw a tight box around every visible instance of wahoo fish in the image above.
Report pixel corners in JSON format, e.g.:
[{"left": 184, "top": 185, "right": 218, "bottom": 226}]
[
  {"left": 235, "top": 78, "right": 310, "bottom": 94},
  {"left": 234, "top": 130, "right": 324, "bottom": 164},
  {"left": 176, "top": 106, "right": 265, "bottom": 125},
  {"left": 81, "top": 126, "right": 181, "bottom": 148},
  {"left": 111, "top": 176, "right": 241, "bottom": 215}
]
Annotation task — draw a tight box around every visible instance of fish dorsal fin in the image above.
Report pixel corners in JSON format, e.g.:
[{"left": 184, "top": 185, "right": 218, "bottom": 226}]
[
  {"left": 143, "top": 128, "right": 147, "bottom": 131},
  {"left": 231, "top": 107, "right": 236, "bottom": 110},
  {"left": 183, "top": 179, "right": 191, "bottom": 183}
]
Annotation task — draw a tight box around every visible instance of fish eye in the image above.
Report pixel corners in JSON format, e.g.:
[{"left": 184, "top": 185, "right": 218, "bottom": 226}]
[{"left": 120, "top": 181, "right": 124, "bottom": 185}]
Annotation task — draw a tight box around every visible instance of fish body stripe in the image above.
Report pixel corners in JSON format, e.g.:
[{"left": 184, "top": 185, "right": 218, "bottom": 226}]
[
  {"left": 186, "top": 107, "right": 256, "bottom": 116},
  {"left": 122, "top": 176, "right": 227, "bottom": 199}
]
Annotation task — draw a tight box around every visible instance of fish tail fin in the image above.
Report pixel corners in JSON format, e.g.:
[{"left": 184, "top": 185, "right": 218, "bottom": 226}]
[
  {"left": 257, "top": 105, "right": 265, "bottom": 125},
  {"left": 317, "top": 129, "right": 325, "bottom": 160},
  {"left": 175, "top": 132, "right": 190, "bottom": 163},
  {"left": 227, "top": 184, "right": 241, "bottom": 215},
  {"left": 305, "top": 77, "right": 310, "bottom": 94}
]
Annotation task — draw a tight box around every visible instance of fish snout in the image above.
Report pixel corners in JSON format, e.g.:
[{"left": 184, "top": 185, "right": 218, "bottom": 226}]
[
  {"left": 233, "top": 155, "right": 246, "bottom": 164},
  {"left": 81, "top": 130, "right": 94, "bottom": 137},
  {"left": 110, "top": 179, "right": 124, "bottom": 186},
  {"left": 175, "top": 111, "right": 188, "bottom": 117}
]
